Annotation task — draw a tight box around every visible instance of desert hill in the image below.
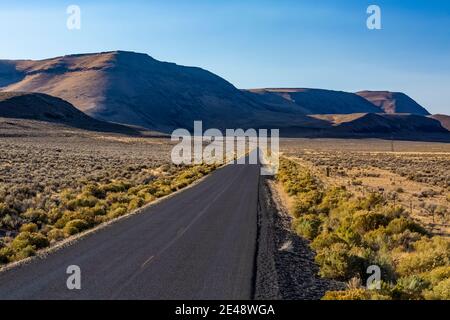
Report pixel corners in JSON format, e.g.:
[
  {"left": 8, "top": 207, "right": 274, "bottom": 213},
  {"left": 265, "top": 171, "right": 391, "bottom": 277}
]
[
  {"left": 430, "top": 114, "right": 450, "bottom": 131},
  {"left": 0, "top": 92, "right": 139, "bottom": 134},
  {"left": 304, "top": 113, "right": 448, "bottom": 140},
  {"left": 0, "top": 51, "right": 323, "bottom": 132},
  {"left": 0, "top": 51, "right": 447, "bottom": 140},
  {"left": 246, "top": 88, "right": 382, "bottom": 114},
  {"left": 356, "top": 91, "right": 430, "bottom": 115}
]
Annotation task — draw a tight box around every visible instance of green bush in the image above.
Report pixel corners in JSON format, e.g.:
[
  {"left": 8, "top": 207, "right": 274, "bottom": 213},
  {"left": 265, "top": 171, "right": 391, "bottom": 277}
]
[
  {"left": 397, "top": 237, "right": 450, "bottom": 276},
  {"left": 421, "top": 266, "right": 450, "bottom": 285},
  {"left": 84, "top": 184, "right": 106, "bottom": 199},
  {"left": 359, "top": 193, "right": 385, "bottom": 210},
  {"left": 385, "top": 217, "right": 427, "bottom": 235},
  {"left": 423, "top": 278, "right": 450, "bottom": 300},
  {"left": 317, "top": 187, "right": 350, "bottom": 214},
  {"left": 22, "top": 208, "right": 48, "bottom": 224},
  {"left": 128, "top": 196, "right": 145, "bottom": 211},
  {"left": 20, "top": 222, "right": 38, "bottom": 233},
  {"left": 47, "top": 228, "right": 65, "bottom": 241},
  {"left": 392, "top": 275, "right": 430, "bottom": 300},
  {"left": 63, "top": 219, "right": 89, "bottom": 236},
  {"left": 66, "top": 194, "right": 98, "bottom": 210},
  {"left": 292, "top": 190, "right": 323, "bottom": 217},
  {"left": 315, "top": 243, "right": 367, "bottom": 280},
  {"left": 351, "top": 211, "right": 390, "bottom": 234},
  {"left": 107, "top": 206, "right": 127, "bottom": 219},
  {"left": 322, "top": 288, "right": 391, "bottom": 300},
  {"left": 11, "top": 231, "right": 49, "bottom": 250},
  {"left": 0, "top": 247, "right": 13, "bottom": 263},
  {"left": 335, "top": 225, "right": 362, "bottom": 246},
  {"left": 293, "top": 214, "right": 322, "bottom": 240},
  {"left": 13, "top": 245, "right": 36, "bottom": 260},
  {"left": 311, "top": 232, "right": 345, "bottom": 251}
]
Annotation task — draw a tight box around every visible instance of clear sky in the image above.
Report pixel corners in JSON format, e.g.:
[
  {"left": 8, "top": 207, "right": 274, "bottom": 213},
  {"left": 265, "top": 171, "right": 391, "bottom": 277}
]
[{"left": 1, "top": 0, "right": 449, "bottom": 114}]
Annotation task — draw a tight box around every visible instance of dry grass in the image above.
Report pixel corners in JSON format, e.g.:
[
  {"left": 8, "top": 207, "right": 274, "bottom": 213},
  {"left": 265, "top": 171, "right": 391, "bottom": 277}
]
[
  {"left": 281, "top": 138, "right": 450, "bottom": 236},
  {"left": 0, "top": 125, "right": 219, "bottom": 264}
]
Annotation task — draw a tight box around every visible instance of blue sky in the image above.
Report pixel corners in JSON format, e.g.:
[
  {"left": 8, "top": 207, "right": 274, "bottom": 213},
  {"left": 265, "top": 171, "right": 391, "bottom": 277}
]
[{"left": 1, "top": 0, "right": 449, "bottom": 114}]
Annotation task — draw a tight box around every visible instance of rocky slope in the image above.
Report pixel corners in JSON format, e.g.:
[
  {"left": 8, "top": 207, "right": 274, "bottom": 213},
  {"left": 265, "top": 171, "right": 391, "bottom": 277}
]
[{"left": 356, "top": 91, "right": 430, "bottom": 115}]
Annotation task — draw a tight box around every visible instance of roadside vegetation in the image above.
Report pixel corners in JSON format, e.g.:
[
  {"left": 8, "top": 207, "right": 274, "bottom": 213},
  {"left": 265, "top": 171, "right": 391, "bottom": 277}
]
[
  {"left": 277, "top": 157, "right": 450, "bottom": 300},
  {"left": 0, "top": 135, "right": 219, "bottom": 265}
]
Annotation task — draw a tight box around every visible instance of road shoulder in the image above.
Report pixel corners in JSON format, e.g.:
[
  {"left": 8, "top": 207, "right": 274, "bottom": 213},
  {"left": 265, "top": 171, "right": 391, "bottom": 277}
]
[{"left": 254, "top": 176, "right": 344, "bottom": 300}]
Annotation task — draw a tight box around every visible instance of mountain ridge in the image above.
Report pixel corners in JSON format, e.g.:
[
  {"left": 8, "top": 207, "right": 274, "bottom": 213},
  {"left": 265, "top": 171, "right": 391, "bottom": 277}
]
[
  {"left": 0, "top": 51, "right": 447, "bottom": 140},
  {"left": 0, "top": 91, "right": 139, "bottom": 134}
]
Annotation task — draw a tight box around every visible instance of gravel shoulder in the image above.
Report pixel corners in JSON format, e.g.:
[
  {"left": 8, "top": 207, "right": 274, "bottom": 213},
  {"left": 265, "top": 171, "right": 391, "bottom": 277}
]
[{"left": 254, "top": 176, "right": 344, "bottom": 300}]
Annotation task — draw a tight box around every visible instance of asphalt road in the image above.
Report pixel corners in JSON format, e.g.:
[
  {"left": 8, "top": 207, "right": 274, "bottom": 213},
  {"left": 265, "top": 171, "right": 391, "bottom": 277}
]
[{"left": 0, "top": 162, "right": 260, "bottom": 299}]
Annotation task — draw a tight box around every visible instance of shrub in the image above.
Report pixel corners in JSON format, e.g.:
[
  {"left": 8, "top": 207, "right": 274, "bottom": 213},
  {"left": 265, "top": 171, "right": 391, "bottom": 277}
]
[
  {"left": 292, "top": 190, "right": 323, "bottom": 217},
  {"left": 128, "top": 196, "right": 145, "bottom": 211},
  {"left": 359, "top": 193, "right": 385, "bottom": 210},
  {"left": 66, "top": 194, "right": 98, "bottom": 210},
  {"left": 322, "top": 288, "right": 391, "bottom": 300},
  {"left": 421, "top": 266, "right": 450, "bottom": 285},
  {"left": 13, "top": 245, "right": 36, "bottom": 260},
  {"left": 385, "top": 217, "right": 427, "bottom": 235},
  {"left": 293, "top": 214, "right": 321, "bottom": 240},
  {"left": 22, "top": 208, "right": 48, "bottom": 224},
  {"left": 0, "top": 247, "right": 13, "bottom": 263},
  {"left": 47, "top": 228, "right": 65, "bottom": 241},
  {"left": 397, "top": 237, "right": 450, "bottom": 276},
  {"left": 390, "top": 230, "right": 423, "bottom": 251},
  {"left": 352, "top": 211, "right": 390, "bottom": 234},
  {"left": 317, "top": 187, "right": 350, "bottom": 214},
  {"left": 0, "top": 202, "right": 13, "bottom": 216},
  {"left": 106, "top": 192, "right": 131, "bottom": 205},
  {"left": 423, "top": 278, "right": 450, "bottom": 300},
  {"left": 107, "top": 206, "right": 127, "bottom": 219},
  {"left": 315, "top": 243, "right": 367, "bottom": 280},
  {"left": 63, "top": 219, "right": 89, "bottom": 236},
  {"left": 101, "top": 181, "right": 131, "bottom": 193},
  {"left": 83, "top": 184, "right": 106, "bottom": 199},
  {"left": 311, "top": 232, "right": 345, "bottom": 251},
  {"left": 335, "top": 226, "right": 362, "bottom": 246},
  {"left": 11, "top": 231, "right": 49, "bottom": 251},
  {"left": 392, "top": 275, "right": 430, "bottom": 300},
  {"left": 20, "top": 222, "right": 38, "bottom": 233}
]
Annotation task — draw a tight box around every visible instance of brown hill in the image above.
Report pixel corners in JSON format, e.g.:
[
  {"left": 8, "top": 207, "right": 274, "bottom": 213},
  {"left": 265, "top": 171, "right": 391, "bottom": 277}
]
[
  {"left": 0, "top": 51, "right": 322, "bottom": 132},
  {"left": 0, "top": 51, "right": 446, "bottom": 140},
  {"left": 309, "top": 113, "right": 448, "bottom": 136},
  {"left": 0, "top": 92, "right": 139, "bottom": 134},
  {"left": 356, "top": 91, "right": 430, "bottom": 115},
  {"left": 429, "top": 114, "right": 450, "bottom": 131},
  {"left": 246, "top": 88, "right": 382, "bottom": 114}
]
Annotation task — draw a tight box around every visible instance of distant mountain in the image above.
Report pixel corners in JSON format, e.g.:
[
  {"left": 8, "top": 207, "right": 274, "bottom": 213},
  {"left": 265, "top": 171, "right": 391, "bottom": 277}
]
[
  {"left": 246, "top": 88, "right": 382, "bottom": 114},
  {"left": 356, "top": 91, "right": 430, "bottom": 115},
  {"left": 0, "top": 51, "right": 321, "bottom": 132},
  {"left": 310, "top": 113, "right": 447, "bottom": 135},
  {"left": 300, "top": 113, "right": 450, "bottom": 141},
  {"left": 429, "top": 114, "right": 450, "bottom": 131},
  {"left": 0, "top": 92, "right": 138, "bottom": 134},
  {"left": 0, "top": 51, "right": 447, "bottom": 140}
]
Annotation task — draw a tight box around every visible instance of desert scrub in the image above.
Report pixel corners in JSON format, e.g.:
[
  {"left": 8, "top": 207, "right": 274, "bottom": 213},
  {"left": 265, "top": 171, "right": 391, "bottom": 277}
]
[
  {"left": 276, "top": 157, "right": 450, "bottom": 300},
  {"left": 0, "top": 163, "right": 218, "bottom": 264},
  {"left": 0, "top": 134, "right": 220, "bottom": 265}
]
